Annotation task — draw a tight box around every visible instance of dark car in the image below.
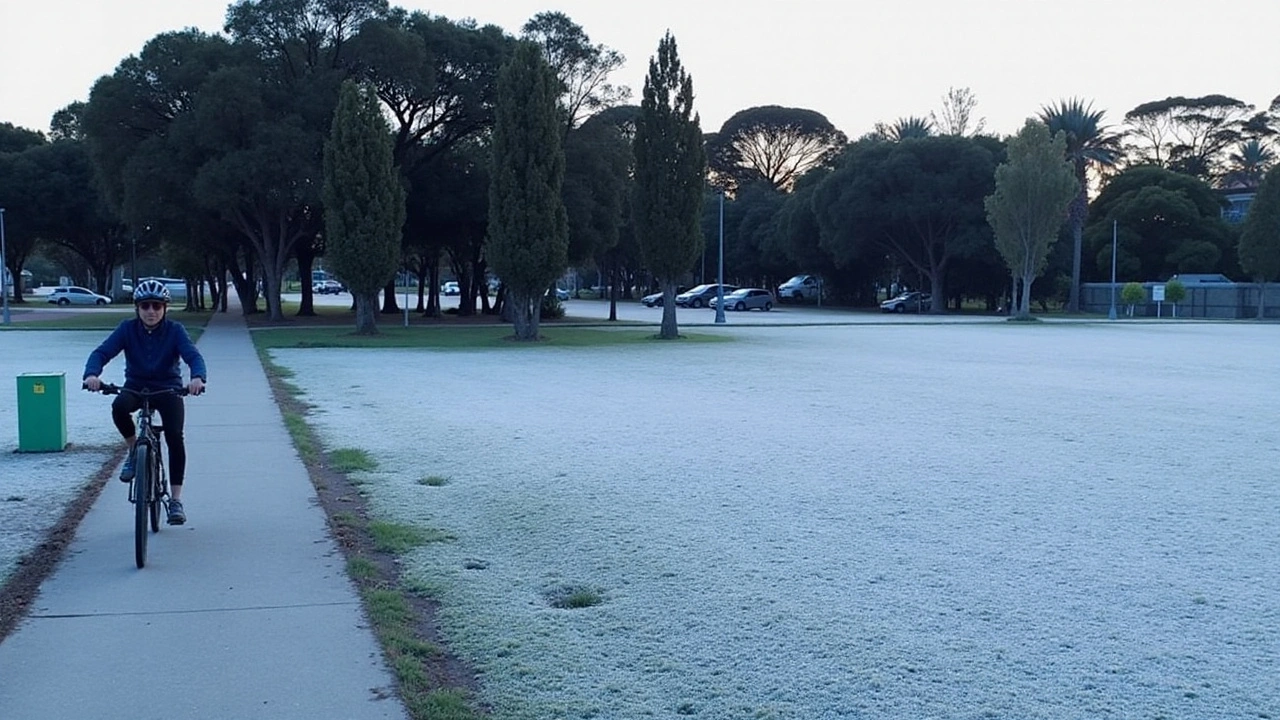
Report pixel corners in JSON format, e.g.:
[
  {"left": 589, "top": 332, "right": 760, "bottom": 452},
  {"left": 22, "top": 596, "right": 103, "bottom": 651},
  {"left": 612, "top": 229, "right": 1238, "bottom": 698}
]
[
  {"left": 675, "top": 284, "right": 737, "bottom": 308},
  {"left": 313, "top": 280, "right": 345, "bottom": 295},
  {"left": 641, "top": 286, "right": 691, "bottom": 307}
]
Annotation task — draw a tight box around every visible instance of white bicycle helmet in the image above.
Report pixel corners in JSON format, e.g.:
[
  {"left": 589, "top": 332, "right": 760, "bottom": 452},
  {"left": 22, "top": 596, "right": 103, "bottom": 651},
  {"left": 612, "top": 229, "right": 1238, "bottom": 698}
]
[{"left": 133, "top": 279, "right": 172, "bottom": 304}]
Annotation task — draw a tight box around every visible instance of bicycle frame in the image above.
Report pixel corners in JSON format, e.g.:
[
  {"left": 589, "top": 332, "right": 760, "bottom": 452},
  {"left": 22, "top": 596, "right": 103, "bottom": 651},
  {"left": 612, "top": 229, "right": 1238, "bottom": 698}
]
[{"left": 89, "top": 383, "right": 187, "bottom": 567}]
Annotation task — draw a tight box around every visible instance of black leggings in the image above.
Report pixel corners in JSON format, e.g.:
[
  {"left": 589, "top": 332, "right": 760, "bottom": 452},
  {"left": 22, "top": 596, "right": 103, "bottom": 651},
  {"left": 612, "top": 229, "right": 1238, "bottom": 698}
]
[{"left": 111, "top": 392, "right": 188, "bottom": 486}]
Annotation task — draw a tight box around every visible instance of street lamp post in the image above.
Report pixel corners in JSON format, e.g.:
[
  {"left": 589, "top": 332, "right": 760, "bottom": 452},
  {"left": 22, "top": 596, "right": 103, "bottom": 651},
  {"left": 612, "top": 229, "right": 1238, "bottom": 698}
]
[
  {"left": 1108, "top": 219, "right": 1118, "bottom": 321},
  {"left": 1, "top": 208, "right": 10, "bottom": 325},
  {"left": 714, "top": 190, "right": 726, "bottom": 324}
]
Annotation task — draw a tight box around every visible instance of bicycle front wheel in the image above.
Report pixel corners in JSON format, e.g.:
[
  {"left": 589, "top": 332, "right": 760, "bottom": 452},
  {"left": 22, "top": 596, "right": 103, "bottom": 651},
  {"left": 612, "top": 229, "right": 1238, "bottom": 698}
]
[
  {"left": 133, "top": 444, "right": 151, "bottom": 568},
  {"left": 149, "top": 452, "right": 163, "bottom": 533}
]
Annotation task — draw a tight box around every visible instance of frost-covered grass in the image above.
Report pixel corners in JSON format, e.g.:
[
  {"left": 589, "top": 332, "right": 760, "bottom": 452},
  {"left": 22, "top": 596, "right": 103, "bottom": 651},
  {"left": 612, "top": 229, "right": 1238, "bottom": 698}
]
[
  {"left": 0, "top": 332, "right": 124, "bottom": 584},
  {"left": 274, "top": 321, "right": 1280, "bottom": 719}
]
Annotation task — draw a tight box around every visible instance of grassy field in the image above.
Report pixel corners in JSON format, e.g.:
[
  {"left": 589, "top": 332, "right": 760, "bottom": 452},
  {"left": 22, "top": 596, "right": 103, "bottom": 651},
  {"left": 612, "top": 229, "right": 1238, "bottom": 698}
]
[{"left": 252, "top": 323, "right": 731, "bottom": 350}]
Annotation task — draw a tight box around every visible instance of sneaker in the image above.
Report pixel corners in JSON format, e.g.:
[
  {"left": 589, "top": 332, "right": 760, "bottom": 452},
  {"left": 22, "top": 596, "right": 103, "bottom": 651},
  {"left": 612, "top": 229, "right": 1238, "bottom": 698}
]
[
  {"left": 119, "top": 451, "right": 136, "bottom": 483},
  {"left": 166, "top": 499, "right": 186, "bottom": 525}
]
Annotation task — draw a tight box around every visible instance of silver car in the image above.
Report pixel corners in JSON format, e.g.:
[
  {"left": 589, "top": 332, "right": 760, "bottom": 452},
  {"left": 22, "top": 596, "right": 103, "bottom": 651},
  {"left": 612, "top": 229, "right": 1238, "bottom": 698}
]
[
  {"left": 710, "top": 288, "right": 775, "bottom": 311},
  {"left": 47, "top": 286, "right": 111, "bottom": 306}
]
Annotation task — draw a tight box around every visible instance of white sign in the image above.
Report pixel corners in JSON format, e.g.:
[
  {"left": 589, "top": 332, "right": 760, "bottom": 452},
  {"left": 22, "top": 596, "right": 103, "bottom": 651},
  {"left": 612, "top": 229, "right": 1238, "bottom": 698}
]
[{"left": 1152, "top": 284, "right": 1165, "bottom": 302}]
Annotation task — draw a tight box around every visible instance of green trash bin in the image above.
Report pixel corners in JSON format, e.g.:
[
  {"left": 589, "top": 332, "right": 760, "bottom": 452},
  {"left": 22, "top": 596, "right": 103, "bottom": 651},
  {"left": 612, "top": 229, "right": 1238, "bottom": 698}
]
[{"left": 17, "top": 372, "right": 68, "bottom": 452}]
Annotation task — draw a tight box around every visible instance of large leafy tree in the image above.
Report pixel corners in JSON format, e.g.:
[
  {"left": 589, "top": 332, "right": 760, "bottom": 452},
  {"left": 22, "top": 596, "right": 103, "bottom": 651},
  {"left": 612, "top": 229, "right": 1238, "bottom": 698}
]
[
  {"left": 1238, "top": 166, "right": 1280, "bottom": 318},
  {"left": 1040, "top": 98, "right": 1122, "bottom": 313},
  {"left": 0, "top": 123, "right": 45, "bottom": 153},
  {"left": 1083, "top": 165, "right": 1235, "bottom": 282},
  {"left": 1122, "top": 95, "right": 1254, "bottom": 180},
  {"left": 521, "top": 11, "right": 629, "bottom": 132},
  {"left": 28, "top": 140, "right": 129, "bottom": 296},
  {"left": 633, "top": 32, "right": 706, "bottom": 339},
  {"left": 0, "top": 149, "right": 44, "bottom": 300},
  {"left": 707, "top": 106, "right": 847, "bottom": 193},
  {"left": 486, "top": 42, "right": 569, "bottom": 341},
  {"left": 813, "top": 136, "right": 997, "bottom": 312},
  {"left": 222, "top": 0, "right": 390, "bottom": 319},
  {"left": 563, "top": 111, "right": 632, "bottom": 289},
  {"left": 348, "top": 11, "right": 511, "bottom": 313},
  {"left": 323, "top": 81, "right": 405, "bottom": 334},
  {"left": 403, "top": 142, "right": 490, "bottom": 317},
  {"left": 984, "top": 120, "right": 1078, "bottom": 319}
]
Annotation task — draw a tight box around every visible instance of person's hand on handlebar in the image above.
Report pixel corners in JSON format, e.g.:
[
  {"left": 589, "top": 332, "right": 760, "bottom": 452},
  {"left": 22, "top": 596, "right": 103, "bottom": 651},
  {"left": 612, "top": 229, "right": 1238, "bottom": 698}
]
[
  {"left": 84, "top": 375, "right": 102, "bottom": 392},
  {"left": 188, "top": 377, "right": 206, "bottom": 396}
]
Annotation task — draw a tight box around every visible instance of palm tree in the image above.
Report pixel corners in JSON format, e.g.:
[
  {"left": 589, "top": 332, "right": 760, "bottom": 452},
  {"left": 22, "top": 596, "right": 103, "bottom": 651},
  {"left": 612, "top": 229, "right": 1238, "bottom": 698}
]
[
  {"left": 876, "top": 116, "right": 934, "bottom": 142},
  {"left": 1040, "top": 99, "right": 1122, "bottom": 313},
  {"left": 1223, "top": 139, "right": 1276, "bottom": 189}
]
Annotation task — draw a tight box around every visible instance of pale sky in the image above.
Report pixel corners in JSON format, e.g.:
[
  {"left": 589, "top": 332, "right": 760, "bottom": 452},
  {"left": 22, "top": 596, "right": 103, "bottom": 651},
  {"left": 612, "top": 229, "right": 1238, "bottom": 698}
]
[{"left": 3, "top": 0, "right": 1279, "bottom": 140}]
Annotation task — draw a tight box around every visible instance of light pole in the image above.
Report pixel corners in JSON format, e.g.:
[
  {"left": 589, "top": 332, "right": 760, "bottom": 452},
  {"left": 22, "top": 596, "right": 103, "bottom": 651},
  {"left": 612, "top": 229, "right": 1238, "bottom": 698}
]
[
  {"left": 714, "top": 190, "right": 726, "bottom": 324},
  {"left": 1108, "top": 219, "right": 1118, "bottom": 321},
  {"left": 1, "top": 208, "right": 10, "bottom": 325}
]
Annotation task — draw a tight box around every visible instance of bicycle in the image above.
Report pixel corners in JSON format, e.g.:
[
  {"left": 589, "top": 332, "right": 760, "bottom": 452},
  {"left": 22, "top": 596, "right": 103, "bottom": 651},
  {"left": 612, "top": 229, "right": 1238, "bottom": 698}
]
[{"left": 88, "top": 383, "right": 188, "bottom": 568}]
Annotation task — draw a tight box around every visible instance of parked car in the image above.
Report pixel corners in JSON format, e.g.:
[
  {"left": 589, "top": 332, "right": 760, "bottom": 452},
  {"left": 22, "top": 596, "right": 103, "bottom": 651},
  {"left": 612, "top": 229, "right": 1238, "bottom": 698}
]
[
  {"left": 47, "top": 286, "right": 111, "bottom": 306},
  {"left": 710, "top": 287, "right": 775, "bottom": 312},
  {"left": 880, "top": 291, "right": 931, "bottom": 313},
  {"left": 545, "top": 287, "right": 570, "bottom": 301},
  {"left": 440, "top": 281, "right": 460, "bottom": 296},
  {"left": 675, "top": 284, "right": 737, "bottom": 308},
  {"left": 313, "top": 279, "right": 345, "bottom": 295},
  {"left": 777, "top": 274, "right": 821, "bottom": 301},
  {"left": 641, "top": 286, "right": 690, "bottom": 307}
]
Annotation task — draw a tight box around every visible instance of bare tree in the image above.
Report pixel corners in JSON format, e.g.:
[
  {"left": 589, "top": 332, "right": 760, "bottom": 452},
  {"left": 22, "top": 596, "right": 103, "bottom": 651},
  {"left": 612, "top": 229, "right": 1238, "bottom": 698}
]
[{"left": 931, "top": 87, "right": 986, "bottom": 137}]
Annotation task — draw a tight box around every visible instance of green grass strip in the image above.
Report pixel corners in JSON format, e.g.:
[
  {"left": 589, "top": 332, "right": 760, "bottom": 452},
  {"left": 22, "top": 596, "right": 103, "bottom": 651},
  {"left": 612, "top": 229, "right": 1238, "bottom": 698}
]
[
  {"left": 368, "top": 522, "right": 453, "bottom": 554},
  {"left": 329, "top": 447, "right": 377, "bottom": 473}
]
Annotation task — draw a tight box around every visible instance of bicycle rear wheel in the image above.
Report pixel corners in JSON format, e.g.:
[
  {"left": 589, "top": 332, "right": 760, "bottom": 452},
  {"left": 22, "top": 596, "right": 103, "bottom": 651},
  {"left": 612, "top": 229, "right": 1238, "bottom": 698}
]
[{"left": 133, "top": 444, "right": 150, "bottom": 568}]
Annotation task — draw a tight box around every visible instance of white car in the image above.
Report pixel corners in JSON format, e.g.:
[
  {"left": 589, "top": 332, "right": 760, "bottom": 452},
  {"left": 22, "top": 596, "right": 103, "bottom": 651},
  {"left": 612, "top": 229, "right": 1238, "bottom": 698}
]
[
  {"left": 778, "top": 274, "right": 822, "bottom": 301},
  {"left": 441, "top": 281, "right": 460, "bottom": 296},
  {"left": 47, "top": 286, "right": 111, "bottom": 306}
]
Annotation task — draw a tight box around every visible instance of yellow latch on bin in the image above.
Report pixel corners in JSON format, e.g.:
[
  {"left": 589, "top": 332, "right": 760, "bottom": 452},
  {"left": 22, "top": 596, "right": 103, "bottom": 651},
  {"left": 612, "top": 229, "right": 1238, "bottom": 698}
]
[{"left": 33, "top": 383, "right": 45, "bottom": 394}]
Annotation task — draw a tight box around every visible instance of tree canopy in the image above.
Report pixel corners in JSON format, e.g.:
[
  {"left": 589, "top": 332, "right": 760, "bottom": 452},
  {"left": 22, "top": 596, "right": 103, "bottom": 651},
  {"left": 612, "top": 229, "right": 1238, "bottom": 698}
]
[
  {"left": 1083, "top": 165, "right": 1234, "bottom": 282},
  {"left": 813, "top": 135, "right": 998, "bottom": 311},
  {"left": 707, "top": 106, "right": 846, "bottom": 192}
]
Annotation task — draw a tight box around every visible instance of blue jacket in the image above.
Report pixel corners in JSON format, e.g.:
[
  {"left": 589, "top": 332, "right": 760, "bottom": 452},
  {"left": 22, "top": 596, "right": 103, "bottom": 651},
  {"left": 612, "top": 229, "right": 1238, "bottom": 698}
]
[{"left": 84, "top": 318, "right": 207, "bottom": 390}]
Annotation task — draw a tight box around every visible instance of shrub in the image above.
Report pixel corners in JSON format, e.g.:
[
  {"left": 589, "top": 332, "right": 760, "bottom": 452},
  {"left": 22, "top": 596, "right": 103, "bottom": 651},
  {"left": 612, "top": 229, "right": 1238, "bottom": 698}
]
[{"left": 1120, "top": 282, "right": 1146, "bottom": 316}]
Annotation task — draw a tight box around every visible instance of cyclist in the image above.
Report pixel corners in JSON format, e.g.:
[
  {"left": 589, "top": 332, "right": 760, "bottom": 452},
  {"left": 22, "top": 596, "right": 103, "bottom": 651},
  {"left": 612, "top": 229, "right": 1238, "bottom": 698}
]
[{"left": 83, "top": 279, "right": 207, "bottom": 525}]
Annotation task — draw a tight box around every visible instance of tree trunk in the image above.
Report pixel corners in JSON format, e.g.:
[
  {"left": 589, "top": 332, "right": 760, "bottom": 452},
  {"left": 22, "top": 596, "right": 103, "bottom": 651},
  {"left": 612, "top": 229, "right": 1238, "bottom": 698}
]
[
  {"left": 354, "top": 292, "right": 379, "bottom": 334},
  {"left": 509, "top": 288, "right": 540, "bottom": 341},
  {"left": 1066, "top": 191, "right": 1087, "bottom": 314},
  {"left": 659, "top": 281, "right": 679, "bottom": 339},
  {"left": 296, "top": 244, "right": 317, "bottom": 317},
  {"left": 608, "top": 261, "right": 618, "bottom": 322},
  {"left": 380, "top": 281, "right": 400, "bottom": 314},
  {"left": 1017, "top": 273, "right": 1034, "bottom": 319}
]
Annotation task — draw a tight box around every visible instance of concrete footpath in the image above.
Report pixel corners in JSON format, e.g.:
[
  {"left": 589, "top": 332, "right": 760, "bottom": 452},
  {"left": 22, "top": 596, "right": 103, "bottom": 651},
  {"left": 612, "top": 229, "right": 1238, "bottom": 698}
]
[{"left": 0, "top": 303, "right": 408, "bottom": 719}]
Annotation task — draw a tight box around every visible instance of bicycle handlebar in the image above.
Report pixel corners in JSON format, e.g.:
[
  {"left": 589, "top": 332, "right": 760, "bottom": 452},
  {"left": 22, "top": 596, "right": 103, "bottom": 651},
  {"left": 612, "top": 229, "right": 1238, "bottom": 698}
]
[{"left": 85, "top": 383, "right": 191, "bottom": 398}]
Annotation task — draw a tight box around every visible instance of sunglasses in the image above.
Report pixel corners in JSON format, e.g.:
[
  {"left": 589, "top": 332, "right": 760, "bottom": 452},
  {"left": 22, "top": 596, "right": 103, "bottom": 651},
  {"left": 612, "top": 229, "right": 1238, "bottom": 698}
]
[{"left": 137, "top": 302, "right": 166, "bottom": 312}]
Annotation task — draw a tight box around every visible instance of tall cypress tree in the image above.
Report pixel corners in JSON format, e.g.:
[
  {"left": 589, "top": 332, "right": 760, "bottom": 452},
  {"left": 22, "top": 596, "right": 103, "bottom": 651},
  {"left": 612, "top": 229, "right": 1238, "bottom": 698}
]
[
  {"left": 487, "top": 41, "right": 569, "bottom": 341},
  {"left": 323, "top": 81, "right": 405, "bottom": 334},
  {"left": 1238, "top": 166, "right": 1280, "bottom": 318},
  {"left": 633, "top": 32, "right": 706, "bottom": 339}
]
